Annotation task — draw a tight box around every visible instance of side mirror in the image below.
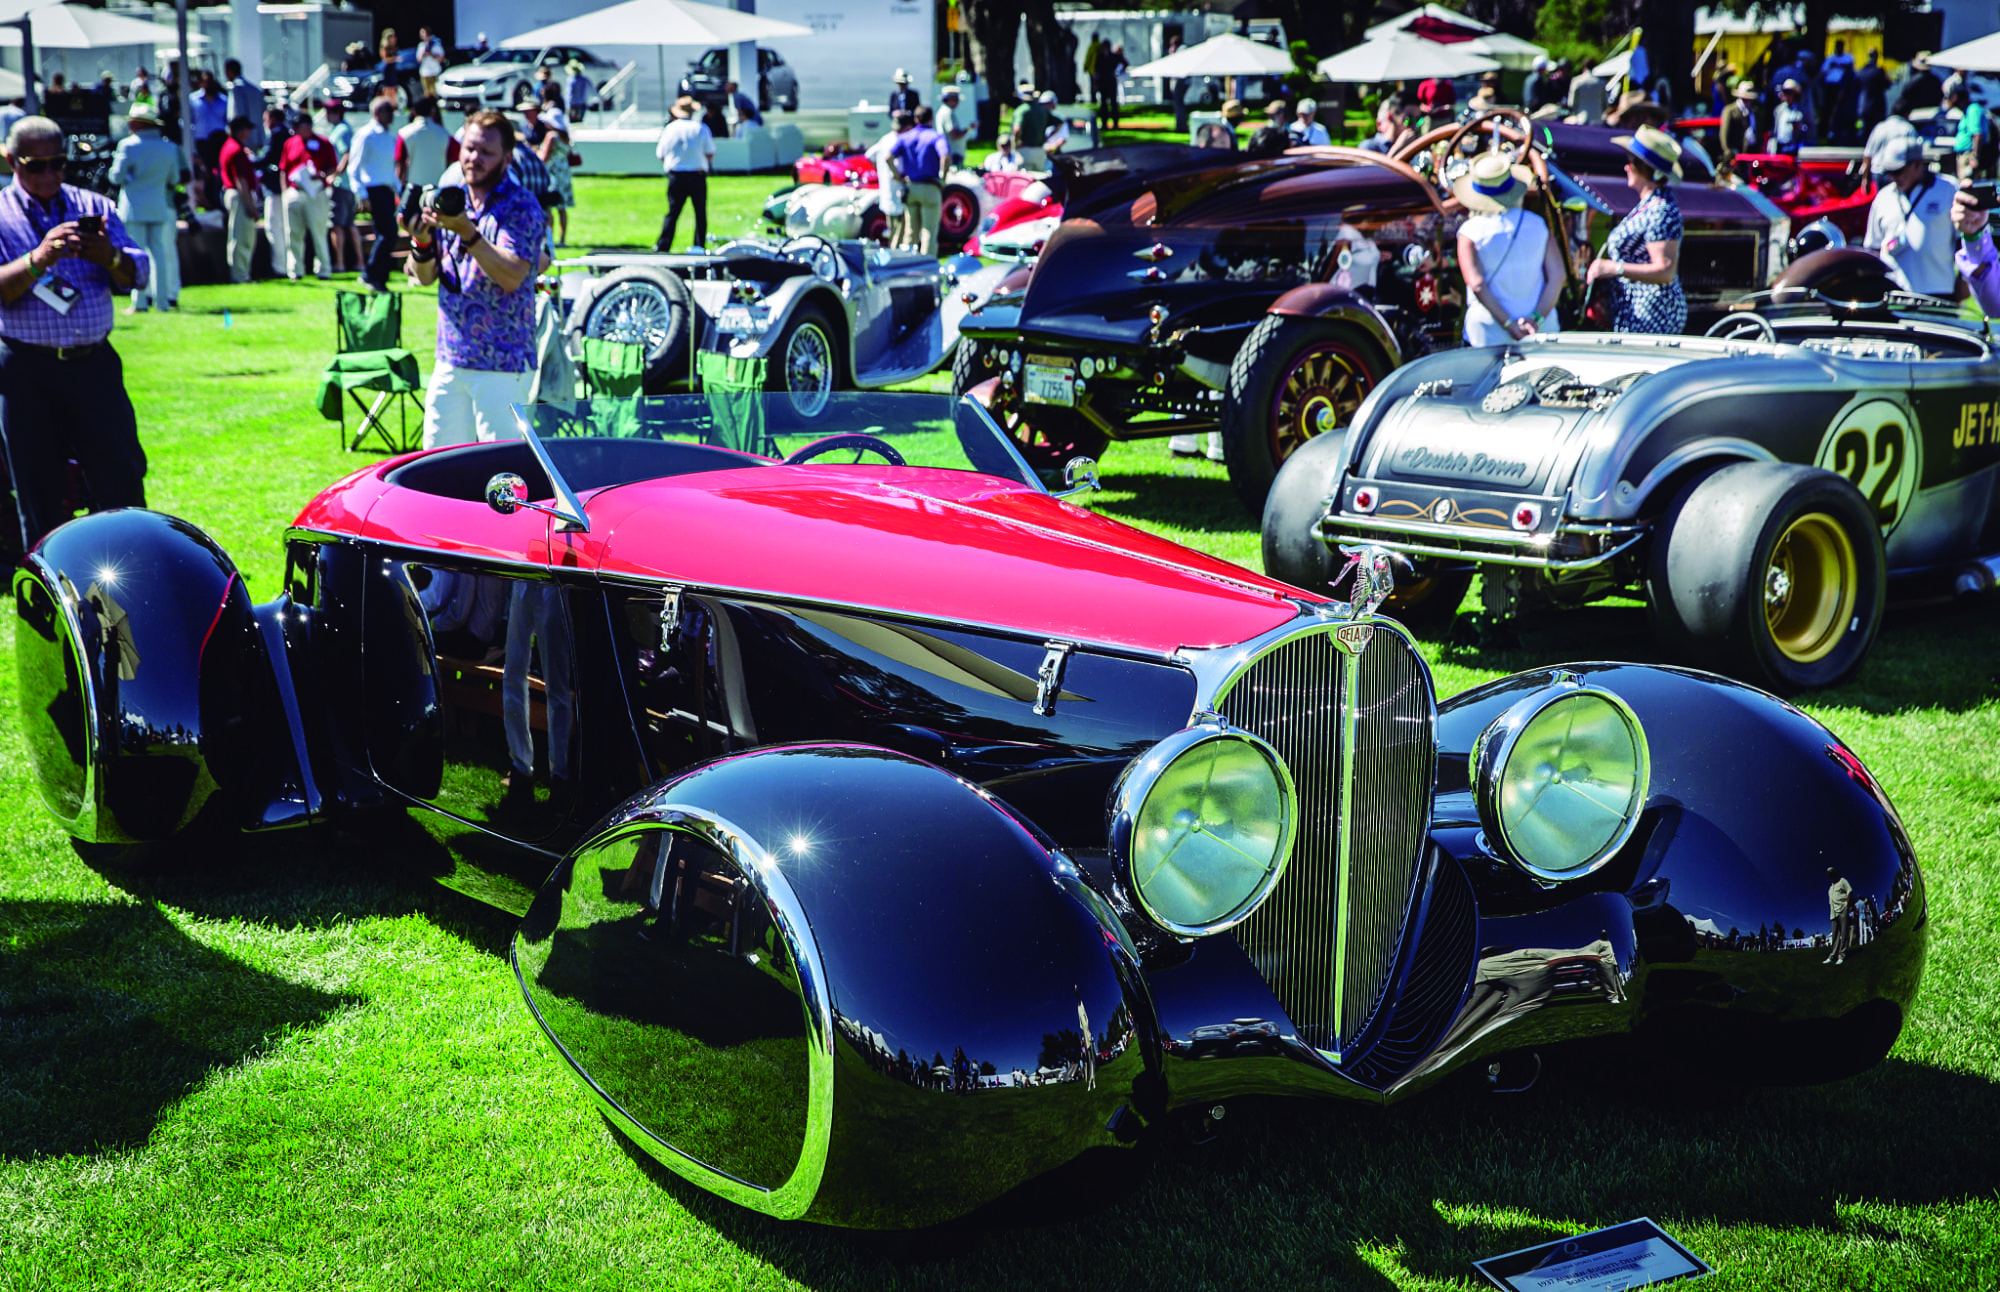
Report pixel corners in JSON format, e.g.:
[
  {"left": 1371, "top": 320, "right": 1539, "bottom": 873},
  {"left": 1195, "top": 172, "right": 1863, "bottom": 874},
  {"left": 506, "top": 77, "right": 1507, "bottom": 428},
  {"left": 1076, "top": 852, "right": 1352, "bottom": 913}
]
[
  {"left": 486, "top": 472, "right": 529, "bottom": 515},
  {"left": 1055, "top": 456, "right": 1100, "bottom": 498}
]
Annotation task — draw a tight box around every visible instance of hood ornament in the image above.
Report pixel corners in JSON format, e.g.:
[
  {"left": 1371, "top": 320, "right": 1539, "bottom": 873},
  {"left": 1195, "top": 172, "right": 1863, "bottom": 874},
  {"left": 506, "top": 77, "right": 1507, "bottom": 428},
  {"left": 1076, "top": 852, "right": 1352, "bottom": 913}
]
[{"left": 1328, "top": 545, "right": 1395, "bottom": 654}]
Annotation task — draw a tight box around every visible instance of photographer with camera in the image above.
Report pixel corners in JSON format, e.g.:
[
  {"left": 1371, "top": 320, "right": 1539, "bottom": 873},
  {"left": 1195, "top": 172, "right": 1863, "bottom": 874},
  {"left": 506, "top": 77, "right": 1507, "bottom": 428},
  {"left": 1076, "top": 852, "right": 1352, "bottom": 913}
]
[
  {"left": 406, "top": 111, "right": 548, "bottom": 449},
  {"left": 1950, "top": 181, "right": 2000, "bottom": 314},
  {"left": 0, "top": 116, "right": 148, "bottom": 554}
]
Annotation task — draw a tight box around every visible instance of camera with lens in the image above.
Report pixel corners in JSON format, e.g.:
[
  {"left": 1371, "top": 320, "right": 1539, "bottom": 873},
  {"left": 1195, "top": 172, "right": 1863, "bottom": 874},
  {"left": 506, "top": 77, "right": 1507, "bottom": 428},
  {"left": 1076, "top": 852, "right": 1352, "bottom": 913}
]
[{"left": 398, "top": 183, "right": 468, "bottom": 228}]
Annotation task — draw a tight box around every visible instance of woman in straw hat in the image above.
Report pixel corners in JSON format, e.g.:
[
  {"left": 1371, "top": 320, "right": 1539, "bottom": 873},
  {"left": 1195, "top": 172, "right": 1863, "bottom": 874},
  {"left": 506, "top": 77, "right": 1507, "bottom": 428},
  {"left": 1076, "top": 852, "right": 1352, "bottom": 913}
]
[
  {"left": 1453, "top": 152, "right": 1567, "bottom": 346},
  {"left": 1587, "top": 125, "right": 1687, "bottom": 334}
]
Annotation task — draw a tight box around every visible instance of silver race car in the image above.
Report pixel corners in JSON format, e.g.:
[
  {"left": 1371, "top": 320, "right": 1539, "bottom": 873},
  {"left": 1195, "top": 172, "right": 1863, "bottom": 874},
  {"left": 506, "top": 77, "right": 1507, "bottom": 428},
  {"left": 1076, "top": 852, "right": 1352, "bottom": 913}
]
[
  {"left": 1264, "top": 249, "right": 2000, "bottom": 692},
  {"left": 558, "top": 238, "right": 960, "bottom": 412}
]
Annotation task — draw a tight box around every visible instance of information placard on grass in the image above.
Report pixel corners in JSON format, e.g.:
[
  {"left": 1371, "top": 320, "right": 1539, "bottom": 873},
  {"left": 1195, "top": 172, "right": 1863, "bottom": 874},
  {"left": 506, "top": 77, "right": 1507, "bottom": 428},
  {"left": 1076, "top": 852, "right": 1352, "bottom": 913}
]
[{"left": 1473, "top": 1218, "right": 1712, "bottom": 1290}]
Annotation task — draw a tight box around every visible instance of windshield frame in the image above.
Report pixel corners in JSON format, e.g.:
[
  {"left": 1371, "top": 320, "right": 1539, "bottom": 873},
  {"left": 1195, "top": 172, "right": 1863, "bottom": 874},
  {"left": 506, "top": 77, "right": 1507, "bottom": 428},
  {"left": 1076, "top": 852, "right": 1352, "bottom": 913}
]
[{"left": 507, "top": 394, "right": 1049, "bottom": 524}]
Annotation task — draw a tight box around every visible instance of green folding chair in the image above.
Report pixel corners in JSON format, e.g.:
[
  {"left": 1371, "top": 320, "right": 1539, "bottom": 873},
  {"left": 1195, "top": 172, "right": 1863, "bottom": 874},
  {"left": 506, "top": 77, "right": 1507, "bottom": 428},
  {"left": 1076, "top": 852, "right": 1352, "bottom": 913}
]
[
  {"left": 578, "top": 336, "right": 648, "bottom": 398},
  {"left": 697, "top": 350, "right": 774, "bottom": 456},
  {"left": 317, "top": 291, "right": 425, "bottom": 453}
]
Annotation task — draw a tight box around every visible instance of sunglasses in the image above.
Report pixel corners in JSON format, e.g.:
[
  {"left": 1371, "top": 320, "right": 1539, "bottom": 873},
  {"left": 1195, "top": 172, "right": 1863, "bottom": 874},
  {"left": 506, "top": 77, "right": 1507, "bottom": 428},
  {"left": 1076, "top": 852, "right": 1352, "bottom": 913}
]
[{"left": 12, "top": 156, "right": 65, "bottom": 175}]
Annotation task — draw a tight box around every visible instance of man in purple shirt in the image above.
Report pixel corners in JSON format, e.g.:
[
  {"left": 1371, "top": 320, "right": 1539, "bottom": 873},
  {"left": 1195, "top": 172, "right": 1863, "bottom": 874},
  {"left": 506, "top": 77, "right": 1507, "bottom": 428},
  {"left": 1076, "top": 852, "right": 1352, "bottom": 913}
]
[
  {"left": 0, "top": 116, "right": 149, "bottom": 555},
  {"left": 406, "top": 110, "right": 548, "bottom": 448},
  {"left": 1951, "top": 186, "right": 2000, "bottom": 316},
  {"left": 887, "top": 109, "right": 948, "bottom": 255}
]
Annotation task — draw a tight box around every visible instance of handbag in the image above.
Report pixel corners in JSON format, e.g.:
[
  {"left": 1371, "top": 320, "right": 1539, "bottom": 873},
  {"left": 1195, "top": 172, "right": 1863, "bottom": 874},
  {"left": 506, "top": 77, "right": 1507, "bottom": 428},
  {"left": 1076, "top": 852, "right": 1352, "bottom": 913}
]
[{"left": 570, "top": 151, "right": 582, "bottom": 166}]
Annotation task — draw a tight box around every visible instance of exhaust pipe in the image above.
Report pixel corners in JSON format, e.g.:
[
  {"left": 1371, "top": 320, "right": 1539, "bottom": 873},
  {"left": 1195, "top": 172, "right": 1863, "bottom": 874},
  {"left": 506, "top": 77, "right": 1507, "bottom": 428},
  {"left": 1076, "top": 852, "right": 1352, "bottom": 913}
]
[{"left": 1954, "top": 554, "right": 2000, "bottom": 596}]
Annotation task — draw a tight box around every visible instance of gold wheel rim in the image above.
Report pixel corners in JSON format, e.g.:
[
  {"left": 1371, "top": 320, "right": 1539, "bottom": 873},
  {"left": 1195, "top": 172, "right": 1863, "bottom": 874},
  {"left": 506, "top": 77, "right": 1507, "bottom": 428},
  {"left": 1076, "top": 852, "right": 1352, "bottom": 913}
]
[
  {"left": 1764, "top": 512, "right": 1858, "bottom": 664},
  {"left": 1272, "top": 346, "right": 1367, "bottom": 461}
]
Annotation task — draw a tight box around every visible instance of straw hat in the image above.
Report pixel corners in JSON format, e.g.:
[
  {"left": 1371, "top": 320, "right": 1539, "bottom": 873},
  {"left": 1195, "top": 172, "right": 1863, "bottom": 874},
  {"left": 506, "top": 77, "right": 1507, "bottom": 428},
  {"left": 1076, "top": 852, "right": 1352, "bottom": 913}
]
[
  {"left": 1733, "top": 80, "right": 1759, "bottom": 101},
  {"left": 1221, "top": 98, "right": 1245, "bottom": 122},
  {"left": 126, "top": 101, "right": 159, "bottom": 126},
  {"left": 1452, "top": 151, "right": 1533, "bottom": 213},
  {"left": 1614, "top": 124, "right": 1684, "bottom": 180},
  {"left": 894, "top": 68, "right": 911, "bottom": 84}
]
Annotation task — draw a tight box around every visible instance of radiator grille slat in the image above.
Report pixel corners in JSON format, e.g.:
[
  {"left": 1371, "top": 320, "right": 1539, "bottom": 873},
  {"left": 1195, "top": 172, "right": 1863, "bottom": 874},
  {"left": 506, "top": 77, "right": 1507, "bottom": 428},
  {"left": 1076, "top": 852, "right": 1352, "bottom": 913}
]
[{"left": 1221, "top": 626, "right": 1435, "bottom": 1055}]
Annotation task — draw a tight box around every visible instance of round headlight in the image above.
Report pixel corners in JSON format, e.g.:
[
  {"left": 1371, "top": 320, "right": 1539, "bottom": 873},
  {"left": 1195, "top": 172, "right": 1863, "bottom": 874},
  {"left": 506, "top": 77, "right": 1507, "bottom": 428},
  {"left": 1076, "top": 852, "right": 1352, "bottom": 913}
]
[
  {"left": 1472, "top": 678, "right": 1650, "bottom": 882},
  {"left": 1108, "top": 724, "right": 1297, "bottom": 936}
]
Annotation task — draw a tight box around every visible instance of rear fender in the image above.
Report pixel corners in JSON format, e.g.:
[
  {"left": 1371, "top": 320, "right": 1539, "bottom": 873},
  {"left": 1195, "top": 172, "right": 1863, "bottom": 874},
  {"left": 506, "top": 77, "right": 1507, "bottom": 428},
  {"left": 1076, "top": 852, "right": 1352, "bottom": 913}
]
[
  {"left": 514, "top": 743, "right": 1159, "bottom": 1228},
  {"left": 12, "top": 509, "right": 307, "bottom": 842}
]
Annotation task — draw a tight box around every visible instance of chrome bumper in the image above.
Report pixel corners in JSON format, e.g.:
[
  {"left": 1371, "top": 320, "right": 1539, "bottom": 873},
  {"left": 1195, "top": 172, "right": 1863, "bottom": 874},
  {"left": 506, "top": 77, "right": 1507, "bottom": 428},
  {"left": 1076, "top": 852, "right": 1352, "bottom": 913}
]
[{"left": 1320, "top": 512, "right": 1647, "bottom": 571}]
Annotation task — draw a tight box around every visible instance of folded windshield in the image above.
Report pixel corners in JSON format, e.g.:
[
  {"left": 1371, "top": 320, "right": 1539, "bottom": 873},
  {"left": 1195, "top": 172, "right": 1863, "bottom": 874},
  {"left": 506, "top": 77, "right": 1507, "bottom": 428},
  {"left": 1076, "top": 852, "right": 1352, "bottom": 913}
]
[{"left": 510, "top": 392, "right": 1044, "bottom": 498}]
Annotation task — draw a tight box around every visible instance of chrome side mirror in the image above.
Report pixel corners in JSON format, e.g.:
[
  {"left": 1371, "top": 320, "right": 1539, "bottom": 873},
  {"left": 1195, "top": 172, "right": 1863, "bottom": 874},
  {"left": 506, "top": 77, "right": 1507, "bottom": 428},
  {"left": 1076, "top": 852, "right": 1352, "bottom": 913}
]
[
  {"left": 1055, "top": 456, "right": 1101, "bottom": 498},
  {"left": 487, "top": 472, "right": 528, "bottom": 514},
  {"left": 486, "top": 472, "right": 576, "bottom": 526}
]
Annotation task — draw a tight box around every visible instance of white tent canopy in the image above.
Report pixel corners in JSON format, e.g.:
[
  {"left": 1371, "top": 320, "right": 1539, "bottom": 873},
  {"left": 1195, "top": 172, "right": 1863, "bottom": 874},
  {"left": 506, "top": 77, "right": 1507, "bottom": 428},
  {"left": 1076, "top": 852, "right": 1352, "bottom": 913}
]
[
  {"left": 1930, "top": 32, "right": 2000, "bottom": 73},
  {"left": 1365, "top": 4, "right": 1494, "bottom": 39},
  {"left": 0, "top": 4, "right": 188, "bottom": 51},
  {"left": 499, "top": 0, "right": 810, "bottom": 50},
  {"left": 1316, "top": 36, "right": 1500, "bottom": 84},
  {"left": 1125, "top": 33, "right": 1293, "bottom": 79}
]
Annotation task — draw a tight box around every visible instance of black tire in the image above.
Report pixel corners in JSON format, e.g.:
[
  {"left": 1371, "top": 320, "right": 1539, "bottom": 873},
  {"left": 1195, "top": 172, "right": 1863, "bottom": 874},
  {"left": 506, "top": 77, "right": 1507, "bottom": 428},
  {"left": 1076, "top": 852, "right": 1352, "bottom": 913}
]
[
  {"left": 1261, "top": 432, "right": 1470, "bottom": 626},
  {"left": 859, "top": 208, "right": 891, "bottom": 244},
  {"left": 973, "top": 364, "right": 1109, "bottom": 478},
  {"left": 574, "top": 266, "right": 693, "bottom": 391},
  {"left": 939, "top": 184, "right": 981, "bottom": 244},
  {"left": 1221, "top": 314, "right": 1388, "bottom": 517},
  {"left": 1645, "top": 462, "right": 1885, "bottom": 693},
  {"left": 764, "top": 300, "right": 843, "bottom": 424}
]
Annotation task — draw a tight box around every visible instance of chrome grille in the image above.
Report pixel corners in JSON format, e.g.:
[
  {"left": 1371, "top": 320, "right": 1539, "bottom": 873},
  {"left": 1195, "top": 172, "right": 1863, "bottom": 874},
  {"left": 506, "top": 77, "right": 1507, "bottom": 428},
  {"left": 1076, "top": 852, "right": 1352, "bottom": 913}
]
[{"left": 1219, "top": 624, "right": 1436, "bottom": 1054}]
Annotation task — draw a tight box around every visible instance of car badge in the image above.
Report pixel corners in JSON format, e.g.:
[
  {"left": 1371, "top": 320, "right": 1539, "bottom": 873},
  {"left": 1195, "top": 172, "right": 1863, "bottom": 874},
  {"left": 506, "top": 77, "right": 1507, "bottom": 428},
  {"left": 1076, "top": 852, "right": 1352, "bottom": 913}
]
[
  {"left": 1433, "top": 498, "right": 1453, "bottom": 524},
  {"left": 1482, "top": 382, "right": 1533, "bottom": 413},
  {"left": 1332, "top": 621, "right": 1375, "bottom": 655}
]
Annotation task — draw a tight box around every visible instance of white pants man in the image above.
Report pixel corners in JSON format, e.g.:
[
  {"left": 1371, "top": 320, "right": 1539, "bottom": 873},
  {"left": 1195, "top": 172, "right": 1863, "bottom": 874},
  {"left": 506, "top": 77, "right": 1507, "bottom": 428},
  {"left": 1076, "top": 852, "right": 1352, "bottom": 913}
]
[
  {"left": 504, "top": 581, "right": 574, "bottom": 792},
  {"left": 421, "top": 362, "right": 536, "bottom": 449},
  {"left": 124, "top": 218, "right": 180, "bottom": 310},
  {"left": 281, "top": 184, "right": 331, "bottom": 279},
  {"left": 221, "top": 188, "right": 258, "bottom": 283}
]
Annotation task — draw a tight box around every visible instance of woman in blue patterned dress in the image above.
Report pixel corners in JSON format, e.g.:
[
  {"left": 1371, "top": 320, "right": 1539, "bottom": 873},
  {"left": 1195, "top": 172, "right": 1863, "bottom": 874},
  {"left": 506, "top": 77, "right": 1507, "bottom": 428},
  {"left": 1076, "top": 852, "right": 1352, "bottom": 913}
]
[{"left": 1586, "top": 125, "right": 1687, "bottom": 333}]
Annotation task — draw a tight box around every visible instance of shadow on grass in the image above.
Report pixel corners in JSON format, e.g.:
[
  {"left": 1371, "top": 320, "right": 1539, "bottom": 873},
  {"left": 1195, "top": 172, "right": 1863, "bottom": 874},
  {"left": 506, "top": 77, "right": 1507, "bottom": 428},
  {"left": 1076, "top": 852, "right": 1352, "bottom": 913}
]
[
  {"left": 70, "top": 808, "right": 525, "bottom": 960},
  {"left": 0, "top": 898, "right": 359, "bottom": 1160},
  {"left": 572, "top": 1045, "right": 1998, "bottom": 1289},
  {"left": 1082, "top": 462, "right": 1256, "bottom": 538}
]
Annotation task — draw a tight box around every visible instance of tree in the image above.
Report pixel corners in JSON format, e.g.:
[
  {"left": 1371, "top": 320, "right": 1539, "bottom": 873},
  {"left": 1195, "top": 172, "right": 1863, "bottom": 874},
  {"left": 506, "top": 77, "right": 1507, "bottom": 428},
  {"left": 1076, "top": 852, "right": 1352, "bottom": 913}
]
[{"left": 960, "top": 0, "right": 1025, "bottom": 105}]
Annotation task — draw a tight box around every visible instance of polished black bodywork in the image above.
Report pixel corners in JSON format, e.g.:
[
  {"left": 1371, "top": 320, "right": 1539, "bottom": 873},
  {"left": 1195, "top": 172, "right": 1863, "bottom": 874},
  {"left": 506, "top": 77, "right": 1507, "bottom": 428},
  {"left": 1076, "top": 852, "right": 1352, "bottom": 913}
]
[{"left": 13, "top": 466, "right": 1926, "bottom": 1227}]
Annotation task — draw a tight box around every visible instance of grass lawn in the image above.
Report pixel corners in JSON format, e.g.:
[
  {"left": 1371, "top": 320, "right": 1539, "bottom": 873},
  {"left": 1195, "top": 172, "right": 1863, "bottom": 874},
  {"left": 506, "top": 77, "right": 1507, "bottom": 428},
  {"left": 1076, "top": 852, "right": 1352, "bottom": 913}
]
[{"left": 1, "top": 197, "right": 1998, "bottom": 1290}]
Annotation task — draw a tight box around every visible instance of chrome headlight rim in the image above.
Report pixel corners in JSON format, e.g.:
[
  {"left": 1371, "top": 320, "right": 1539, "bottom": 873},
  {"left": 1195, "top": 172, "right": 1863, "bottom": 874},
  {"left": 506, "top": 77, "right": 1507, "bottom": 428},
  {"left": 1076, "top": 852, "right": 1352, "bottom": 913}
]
[
  {"left": 1107, "top": 721, "right": 1299, "bottom": 938},
  {"left": 1472, "top": 676, "right": 1651, "bottom": 884}
]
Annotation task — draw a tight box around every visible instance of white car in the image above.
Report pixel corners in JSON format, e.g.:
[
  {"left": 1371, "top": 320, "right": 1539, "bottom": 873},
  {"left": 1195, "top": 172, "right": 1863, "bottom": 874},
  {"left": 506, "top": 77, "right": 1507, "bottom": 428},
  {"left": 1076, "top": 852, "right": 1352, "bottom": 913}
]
[{"left": 438, "top": 45, "right": 617, "bottom": 112}]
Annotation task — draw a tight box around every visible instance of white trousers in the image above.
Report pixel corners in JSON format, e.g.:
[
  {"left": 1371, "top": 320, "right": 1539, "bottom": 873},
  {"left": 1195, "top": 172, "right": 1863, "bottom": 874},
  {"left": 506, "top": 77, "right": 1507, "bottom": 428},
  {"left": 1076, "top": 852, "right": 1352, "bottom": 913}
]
[
  {"left": 421, "top": 361, "right": 536, "bottom": 449},
  {"left": 281, "top": 186, "right": 330, "bottom": 278},
  {"left": 222, "top": 188, "right": 258, "bottom": 283},
  {"left": 126, "top": 218, "right": 180, "bottom": 309}
]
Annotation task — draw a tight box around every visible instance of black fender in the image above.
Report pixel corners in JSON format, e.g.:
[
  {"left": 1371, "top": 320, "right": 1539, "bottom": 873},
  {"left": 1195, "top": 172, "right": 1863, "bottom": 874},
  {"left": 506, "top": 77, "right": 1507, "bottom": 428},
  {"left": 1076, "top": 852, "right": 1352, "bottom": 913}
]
[
  {"left": 513, "top": 743, "right": 1159, "bottom": 1228},
  {"left": 1428, "top": 663, "right": 1925, "bottom": 1085},
  {"left": 1266, "top": 283, "right": 1402, "bottom": 369},
  {"left": 13, "top": 509, "right": 307, "bottom": 842}
]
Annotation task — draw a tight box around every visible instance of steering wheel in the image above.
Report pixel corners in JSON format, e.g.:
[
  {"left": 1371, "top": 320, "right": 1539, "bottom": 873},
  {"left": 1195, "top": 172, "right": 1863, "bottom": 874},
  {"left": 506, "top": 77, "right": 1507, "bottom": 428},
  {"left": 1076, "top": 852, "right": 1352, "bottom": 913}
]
[
  {"left": 781, "top": 234, "right": 840, "bottom": 281},
  {"left": 1393, "top": 108, "right": 1533, "bottom": 164},
  {"left": 1706, "top": 311, "right": 1778, "bottom": 343},
  {"left": 782, "top": 433, "right": 906, "bottom": 467}
]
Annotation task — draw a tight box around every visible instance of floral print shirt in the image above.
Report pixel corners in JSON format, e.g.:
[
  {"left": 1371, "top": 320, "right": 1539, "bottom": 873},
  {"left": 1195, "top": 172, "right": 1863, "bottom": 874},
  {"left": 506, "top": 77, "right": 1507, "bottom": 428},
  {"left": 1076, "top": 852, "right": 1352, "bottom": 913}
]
[{"left": 435, "top": 176, "right": 547, "bottom": 373}]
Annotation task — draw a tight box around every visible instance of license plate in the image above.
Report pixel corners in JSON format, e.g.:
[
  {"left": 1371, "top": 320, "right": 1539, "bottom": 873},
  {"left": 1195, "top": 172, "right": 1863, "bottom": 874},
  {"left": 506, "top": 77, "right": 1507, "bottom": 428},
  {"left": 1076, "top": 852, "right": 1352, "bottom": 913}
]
[{"left": 1024, "top": 361, "right": 1075, "bottom": 407}]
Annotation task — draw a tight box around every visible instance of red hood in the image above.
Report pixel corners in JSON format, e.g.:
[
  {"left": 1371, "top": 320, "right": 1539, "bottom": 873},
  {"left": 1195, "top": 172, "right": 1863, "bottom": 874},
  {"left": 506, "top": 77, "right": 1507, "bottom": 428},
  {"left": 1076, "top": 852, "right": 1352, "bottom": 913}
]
[{"left": 576, "top": 467, "right": 1305, "bottom": 654}]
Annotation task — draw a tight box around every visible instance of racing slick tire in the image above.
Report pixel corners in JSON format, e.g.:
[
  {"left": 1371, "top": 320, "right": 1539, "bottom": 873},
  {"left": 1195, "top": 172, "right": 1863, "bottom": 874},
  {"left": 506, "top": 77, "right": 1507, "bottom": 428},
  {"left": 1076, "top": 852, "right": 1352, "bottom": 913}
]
[
  {"left": 1262, "top": 433, "right": 1469, "bottom": 628},
  {"left": 764, "top": 300, "right": 844, "bottom": 423},
  {"left": 1646, "top": 462, "right": 1885, "bottom": 693},
  {"left": 1221, "top": 314, "right": 1388, "bottom": 517},
  {"left": 573, "top": 266, "right": 693, "bottom": 392},
  {"left": 939, "top": 184, "right": 981, "bottom": 244}
]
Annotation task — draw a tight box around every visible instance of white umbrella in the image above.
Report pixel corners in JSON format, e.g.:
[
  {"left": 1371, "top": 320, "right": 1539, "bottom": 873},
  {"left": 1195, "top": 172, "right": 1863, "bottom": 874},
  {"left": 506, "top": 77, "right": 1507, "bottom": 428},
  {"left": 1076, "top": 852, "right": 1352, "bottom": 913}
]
[
  {"left": 498, "top": 0, "right": 810, "bottom": 49},
  {"left": 0, "top": 4, "right": 190, "bottom": 50},
  {"left": 1366, "top": 4, "right": 1494, "bottom": 39},
  {"left": 1125, "top": 32, "right": 1294, "bottom": 80},
  {"left": 1316, "top": 37, "right": 1500, "bottom": 84},
  {"left": 1930, "top": 31, "right": 2000, "bottom": 73},
  {"left": 1460, "top": 31, "right": 1547, "bottom": 71}
]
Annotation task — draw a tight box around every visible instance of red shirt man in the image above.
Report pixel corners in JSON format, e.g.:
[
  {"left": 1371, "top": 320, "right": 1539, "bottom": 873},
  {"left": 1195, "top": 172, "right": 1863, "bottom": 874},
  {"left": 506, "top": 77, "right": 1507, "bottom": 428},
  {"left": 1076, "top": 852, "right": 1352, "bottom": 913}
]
[
  {"left": 278, "top": 126, "right": 339, "bottom": 190},
  {"left": 217, "top": 130, "right": 258, "bottom": 203}
]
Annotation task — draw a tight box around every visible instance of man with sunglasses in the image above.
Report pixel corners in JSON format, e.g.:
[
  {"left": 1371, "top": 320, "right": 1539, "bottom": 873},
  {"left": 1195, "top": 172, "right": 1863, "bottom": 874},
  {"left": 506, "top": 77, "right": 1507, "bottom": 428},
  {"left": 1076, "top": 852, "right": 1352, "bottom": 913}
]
[{"left": 0, "top": 116, "right": 147, "bottom": 556}]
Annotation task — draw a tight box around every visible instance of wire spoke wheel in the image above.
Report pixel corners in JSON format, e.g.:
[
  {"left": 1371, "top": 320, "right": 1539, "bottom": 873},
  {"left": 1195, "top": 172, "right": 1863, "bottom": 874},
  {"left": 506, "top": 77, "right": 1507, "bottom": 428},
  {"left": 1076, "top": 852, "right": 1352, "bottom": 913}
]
[
  {"left": 590, "top": 282, "right": 675, "bottom": 360},
  {"left": 1270, "top": 344, "right": 1369, "bottom": 463},
  {"left": 1763, "top": 511, "right": 1858, "bottom": 664},
  {"left": 783, "top": 321, "right": 834, "bottom": 417}
]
